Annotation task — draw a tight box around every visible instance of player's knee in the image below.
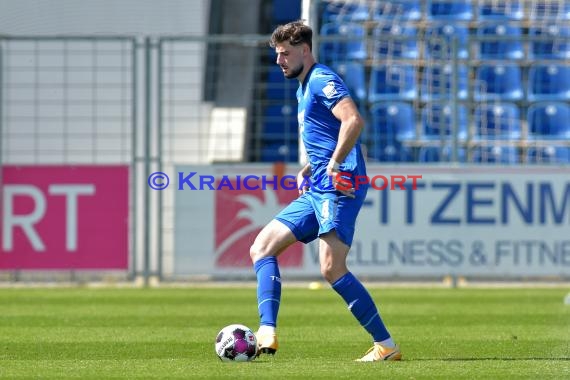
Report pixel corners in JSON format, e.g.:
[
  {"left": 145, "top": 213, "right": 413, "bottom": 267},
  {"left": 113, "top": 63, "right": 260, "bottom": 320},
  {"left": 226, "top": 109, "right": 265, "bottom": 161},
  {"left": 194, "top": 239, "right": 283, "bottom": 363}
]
[
  {"left": 249, "top": 243, "right": 261, "bottom": 263},
  {"left": 320, "top": 261, "right": 347, "bottom": 284},
  {"left": 249, "top": 242, "right": 270, "bottom": 263},
  {"left": 320, "top": 262, "right": 335, "bottom": 283}
]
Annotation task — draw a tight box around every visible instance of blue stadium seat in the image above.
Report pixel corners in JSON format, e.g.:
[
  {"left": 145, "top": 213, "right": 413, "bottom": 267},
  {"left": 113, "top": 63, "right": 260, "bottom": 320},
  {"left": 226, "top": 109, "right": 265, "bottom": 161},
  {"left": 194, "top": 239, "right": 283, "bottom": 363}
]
[
  {"left": 419, "top": 145, "right": 466, "bottom": 162},
  {"left": 368, "top": 143, "right": 414, "bottom": 162},
  {"left": 321, "top": 1, "right": 369, "bottom": 23},
  {"left": 374, "top": 0, "right": 421, "bottom": 20},
  {"left": 472, "top": 146, "right": 519, "bottom": 164},
  {"left": 370, "top": 102, "right": 416, "bottom": 142},
  {"left": 332, "top": 62, "right": 366, "bottom": 105},
  {"left": 266, "top": 66, "right": 297, "bottom": 100},
  {"left": 260, "top": 141, "right": 298, "bottom": 162},
  {"left": 474, "top": 64, "right": 523, "bottom": 101},
  {"left": 319, "top": 22, "right": 367, "bottom": 66},
  {"left": 369, "top": 64, "right": 417, "bottom": 102},
  {"left": 529, "top": 0, "right": 570, "bottom": 20},
  {"left": 527, "top": 146, "right": 570, "bottom": 164},
  {"left": 421, "top": 103, "right": 468, "bottom": 141},
  {"left": 527, "top": 102, "right": 570, "bottom": 138},
  {"left": 529, "top": 25, "right": 570, "bottom": 60},
  {"left": 262, "top": 104, "right": 297, "bottom": 137},
  {"left": 477, "top": 23, "right": 524, "bottom": 60},
  {"left": 365, "top": 104, "right": 410, "bottom": 162},
  {"left": 527, "top": 64, "right": 570, "bottom": 101},
  {"left": 478, "top": 0, "right": 524, "bottom": 20},
  {"left": 272, "top": 0, "right": 301, "bottom": 23},
  {"left": 427, "top": 0, "right": 473, "bottom": 20},
  {"left": 424, "top": 23, "right": 470, "bottom": 59},
  {"left": 421, "top": 64, "right": 468, "bottom": 101},
  {"left": 474, "top": 103, "right": 521, "bottom": 139},
  {"left": 372, "top": 23, "right": 419, "bottom": 59}
]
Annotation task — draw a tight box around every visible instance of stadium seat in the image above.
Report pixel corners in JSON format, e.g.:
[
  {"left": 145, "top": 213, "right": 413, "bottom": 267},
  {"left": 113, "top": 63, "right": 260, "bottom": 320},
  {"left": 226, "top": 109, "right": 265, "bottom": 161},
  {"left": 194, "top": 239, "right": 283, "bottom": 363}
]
[
  {"left": 266, "top": 66, "right": 297, "bottom": 100},
  {"left": 527, "top": 64, "right": 570, "bottom": 101},
  {"left": 421, "top": 103, "right": 468, "bottom": 141},
  {"left": 419, "top": 145, "right": 466, "bottom": 162},
  {"left": 321, "top": 1, "right": 369, "bottom": 23},
  {"left": 477, "top": 23, "right": 524, "bottom": 60},
  {"left": 529, "top": 0, "right": 570, "bottom": 20},
  {"left": 332, "top": 62, "right": 367, "bottom": 105},
  {"left": 527, "top": 146, "right": 570, "bottom": 164},
  {"left": 367, "top": 140, "right": 414, "bottom": 162},
  {"left": 369, "top": 64, "right": 417, "bottom": 102},
  {"left": 372, "top": 23, "right": 419, "bottom": 59},
  {"left": 262, "top": 104, "right": 298, "bottom": 137},
  {"left": 260, "top": 141, "right": 298, "bottom": 162},
  {"left": 474, "top": 103, "right": 521, "bottom": 139},
  {"left": 529, "top": 25, "right": 570, "bottom": 60},
  {"left": 472, "top": 145, "right": 519, "bottom": 164},
  {"left": 272, "top": 0, "right": 301, "bottom": 23},
  {"left": 474, "top": 64, "right": 523, "bottom": 101},
  {"left": 365, "top": 103, "right": 409, "bottom": 162},
  {"left": 424, "top": 23, "right": 470, "bottom": 59},
  {"left": 478, "top": 0, "right": 524, "bottom": 20},
  {"left": 373, "top": 0, "right": 421, "bottom": 20},
  {"left": 319, "top": 22, "right": 367, "bottom": 66},
  {"left": 370, "top": 102, "right": 416, "bottom": 142},
  {"left": 527, "top": 102, "right": 570, "bottom": 138},
  {"left": 421, "top": 64, "right": 468, "bottom": 101},
  {"left": 427, "top": 0, "right": 473, "bottom": 20}
]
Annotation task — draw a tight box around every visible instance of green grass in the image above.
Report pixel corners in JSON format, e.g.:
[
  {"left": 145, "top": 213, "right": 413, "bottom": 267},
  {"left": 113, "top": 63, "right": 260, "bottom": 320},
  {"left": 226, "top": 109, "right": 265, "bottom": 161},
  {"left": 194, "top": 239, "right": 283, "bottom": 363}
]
[{"left": 0, "top": 286, "right": 568, "bottom": 379}]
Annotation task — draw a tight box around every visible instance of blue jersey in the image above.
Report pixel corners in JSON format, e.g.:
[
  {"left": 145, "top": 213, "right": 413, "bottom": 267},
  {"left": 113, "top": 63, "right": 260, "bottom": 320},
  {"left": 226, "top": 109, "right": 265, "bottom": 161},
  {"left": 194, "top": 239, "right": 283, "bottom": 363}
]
[{"left": 296, "top": 63, "right": 367, "bottom": 192}]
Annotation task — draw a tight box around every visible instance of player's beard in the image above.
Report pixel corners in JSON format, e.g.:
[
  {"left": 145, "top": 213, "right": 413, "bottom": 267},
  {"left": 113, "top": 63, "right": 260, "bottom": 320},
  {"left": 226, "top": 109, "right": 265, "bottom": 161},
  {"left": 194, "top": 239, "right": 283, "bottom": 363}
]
[{"left": 284, "top": 63, "right": 303, "bottom": 79}]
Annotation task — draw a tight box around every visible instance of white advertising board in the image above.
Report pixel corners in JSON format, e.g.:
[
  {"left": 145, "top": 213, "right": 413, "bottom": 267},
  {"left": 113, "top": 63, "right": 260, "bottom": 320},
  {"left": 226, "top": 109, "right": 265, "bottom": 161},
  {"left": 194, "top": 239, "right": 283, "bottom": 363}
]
[{"left": 173, "top": 165, "right": 570, "bottom": 278}]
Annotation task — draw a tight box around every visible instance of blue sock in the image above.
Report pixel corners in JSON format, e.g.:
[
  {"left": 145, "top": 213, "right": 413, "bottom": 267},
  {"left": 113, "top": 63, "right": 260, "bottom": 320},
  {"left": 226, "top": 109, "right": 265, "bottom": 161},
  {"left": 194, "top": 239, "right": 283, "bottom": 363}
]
[
  {"left": 332, "top": 272, "right": 390, "bottom": 342},
  {"left": 254, "top": 256, "right": 281, "bottom": 327}
]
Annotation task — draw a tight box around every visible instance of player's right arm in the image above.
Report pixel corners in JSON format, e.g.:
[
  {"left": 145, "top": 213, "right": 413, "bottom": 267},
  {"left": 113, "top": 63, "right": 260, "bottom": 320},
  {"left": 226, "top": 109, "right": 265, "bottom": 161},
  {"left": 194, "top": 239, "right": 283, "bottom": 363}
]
[
  {"left": 297, "top": 163, "right": 311, "bottom": 195},
  {"left": 328, "top": 97, "right": 364, "bottom": 175}
]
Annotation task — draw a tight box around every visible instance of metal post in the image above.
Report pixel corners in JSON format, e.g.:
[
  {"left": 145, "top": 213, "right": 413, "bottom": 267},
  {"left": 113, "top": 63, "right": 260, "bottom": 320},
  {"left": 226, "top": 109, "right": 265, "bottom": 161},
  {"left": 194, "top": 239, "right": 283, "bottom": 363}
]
[
  {"left": 466, "top": 36, "right": 474, "bottom": 163},
  {"left": 450, "top": 36, "right": 459, "bottom": 163},
  {"left": 0, "top": 41, "right": 4, "bottom": 235},
  {"left": 143, "top": 37, "right": 152, "bottom": 287},
  {"left": 156, "top": 39, "right": 163, "bottom": 281},
  {"left": 130, "top": 38, "right": 138, "bottom": 281}
]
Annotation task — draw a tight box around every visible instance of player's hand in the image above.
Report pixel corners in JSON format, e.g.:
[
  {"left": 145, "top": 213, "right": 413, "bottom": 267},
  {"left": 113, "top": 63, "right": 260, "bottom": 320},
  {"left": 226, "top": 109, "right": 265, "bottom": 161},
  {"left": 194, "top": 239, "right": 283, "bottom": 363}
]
[
  {"left": 297, "top": 171, "right": 310, "bottom": 196},
  {"left": 327, "top": 160, "right": 355, "bottom": 199}
]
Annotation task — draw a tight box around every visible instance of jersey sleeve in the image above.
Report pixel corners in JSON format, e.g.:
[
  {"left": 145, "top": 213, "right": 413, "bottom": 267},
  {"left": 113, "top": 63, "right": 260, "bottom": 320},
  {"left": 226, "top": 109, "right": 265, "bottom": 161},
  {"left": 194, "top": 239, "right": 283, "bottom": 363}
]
[{"left": 310, "top": 72, "right": 351, "bottom": 110}]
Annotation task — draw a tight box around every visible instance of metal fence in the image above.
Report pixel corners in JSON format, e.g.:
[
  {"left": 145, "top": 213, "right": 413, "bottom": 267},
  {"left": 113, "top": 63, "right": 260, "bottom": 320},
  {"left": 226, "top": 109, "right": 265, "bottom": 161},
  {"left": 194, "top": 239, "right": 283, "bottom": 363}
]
[{"left": 0, "top": 37, "right": 136, "bottom": 164}]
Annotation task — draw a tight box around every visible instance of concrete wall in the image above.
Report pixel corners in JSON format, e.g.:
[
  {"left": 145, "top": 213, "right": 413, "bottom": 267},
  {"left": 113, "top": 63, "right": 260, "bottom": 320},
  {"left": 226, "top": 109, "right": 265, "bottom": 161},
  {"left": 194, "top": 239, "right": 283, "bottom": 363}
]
[{"left": 0, "top": 0, "right": 209, "bottom": 36}]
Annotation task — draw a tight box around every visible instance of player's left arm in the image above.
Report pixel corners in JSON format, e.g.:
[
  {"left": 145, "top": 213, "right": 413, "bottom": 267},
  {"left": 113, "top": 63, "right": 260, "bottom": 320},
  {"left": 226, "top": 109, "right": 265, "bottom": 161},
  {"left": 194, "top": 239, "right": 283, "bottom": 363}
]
[{"left": 327, "top": 97, "right": 364, "bottom": 175}]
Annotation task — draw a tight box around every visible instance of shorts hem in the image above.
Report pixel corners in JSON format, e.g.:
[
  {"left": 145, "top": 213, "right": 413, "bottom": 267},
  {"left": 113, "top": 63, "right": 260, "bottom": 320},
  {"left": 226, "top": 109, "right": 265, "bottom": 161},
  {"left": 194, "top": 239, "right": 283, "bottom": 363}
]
[
  {"left": 319, "top": 226, "right": 352, "bottom": 247},
  {"left": 274, "top": 217, "right": 315, "bottom": 244}
]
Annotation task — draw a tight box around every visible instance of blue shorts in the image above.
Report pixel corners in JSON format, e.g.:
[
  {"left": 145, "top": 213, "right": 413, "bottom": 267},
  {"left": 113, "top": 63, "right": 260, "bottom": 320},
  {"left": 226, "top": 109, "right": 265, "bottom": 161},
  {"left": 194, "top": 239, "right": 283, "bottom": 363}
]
[{"left": 275, "top": 187, "right": 368, "bottom": 247}]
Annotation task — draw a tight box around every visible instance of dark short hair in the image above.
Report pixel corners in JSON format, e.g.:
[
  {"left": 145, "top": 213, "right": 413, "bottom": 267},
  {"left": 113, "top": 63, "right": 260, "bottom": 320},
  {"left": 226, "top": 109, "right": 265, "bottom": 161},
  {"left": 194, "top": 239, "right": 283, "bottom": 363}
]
[{"left": 270, "top": 20, "right": 312, "bottom": 51}]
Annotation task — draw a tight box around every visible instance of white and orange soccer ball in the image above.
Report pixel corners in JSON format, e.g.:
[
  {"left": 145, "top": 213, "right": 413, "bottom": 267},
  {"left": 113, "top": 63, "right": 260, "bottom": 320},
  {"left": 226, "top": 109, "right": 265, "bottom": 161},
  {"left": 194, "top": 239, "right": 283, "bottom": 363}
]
[{"left": 215, "top": 324, "right": 257, "bottom": 362}]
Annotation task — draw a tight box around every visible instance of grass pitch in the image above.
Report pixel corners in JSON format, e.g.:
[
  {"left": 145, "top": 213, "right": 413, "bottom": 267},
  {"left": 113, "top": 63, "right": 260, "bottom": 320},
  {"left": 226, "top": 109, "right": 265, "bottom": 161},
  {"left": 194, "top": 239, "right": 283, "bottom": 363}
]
[{"left": 0, "top": 286, "right": 568, "bottom": 379}]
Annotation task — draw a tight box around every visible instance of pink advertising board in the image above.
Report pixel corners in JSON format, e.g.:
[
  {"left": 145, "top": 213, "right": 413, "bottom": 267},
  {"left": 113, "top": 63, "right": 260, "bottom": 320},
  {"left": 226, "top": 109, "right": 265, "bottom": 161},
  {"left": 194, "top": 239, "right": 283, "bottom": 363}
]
[{"left": 0, "top": 166, "right": 129, "bottom": 269}]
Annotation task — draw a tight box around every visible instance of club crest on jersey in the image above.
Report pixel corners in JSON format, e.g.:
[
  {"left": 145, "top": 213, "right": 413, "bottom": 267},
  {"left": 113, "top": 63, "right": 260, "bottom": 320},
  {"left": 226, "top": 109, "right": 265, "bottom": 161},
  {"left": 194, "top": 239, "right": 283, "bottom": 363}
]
[{"left": 322, "top": 81, "right": 337, "bottom": 98}]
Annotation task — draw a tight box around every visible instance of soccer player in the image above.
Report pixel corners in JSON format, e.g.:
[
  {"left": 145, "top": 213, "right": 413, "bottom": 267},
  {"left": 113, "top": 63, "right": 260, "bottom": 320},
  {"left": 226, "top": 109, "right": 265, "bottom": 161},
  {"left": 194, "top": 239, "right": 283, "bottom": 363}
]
[{"left": 250, "top": 20, "right": 401, "bottom": 362}]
